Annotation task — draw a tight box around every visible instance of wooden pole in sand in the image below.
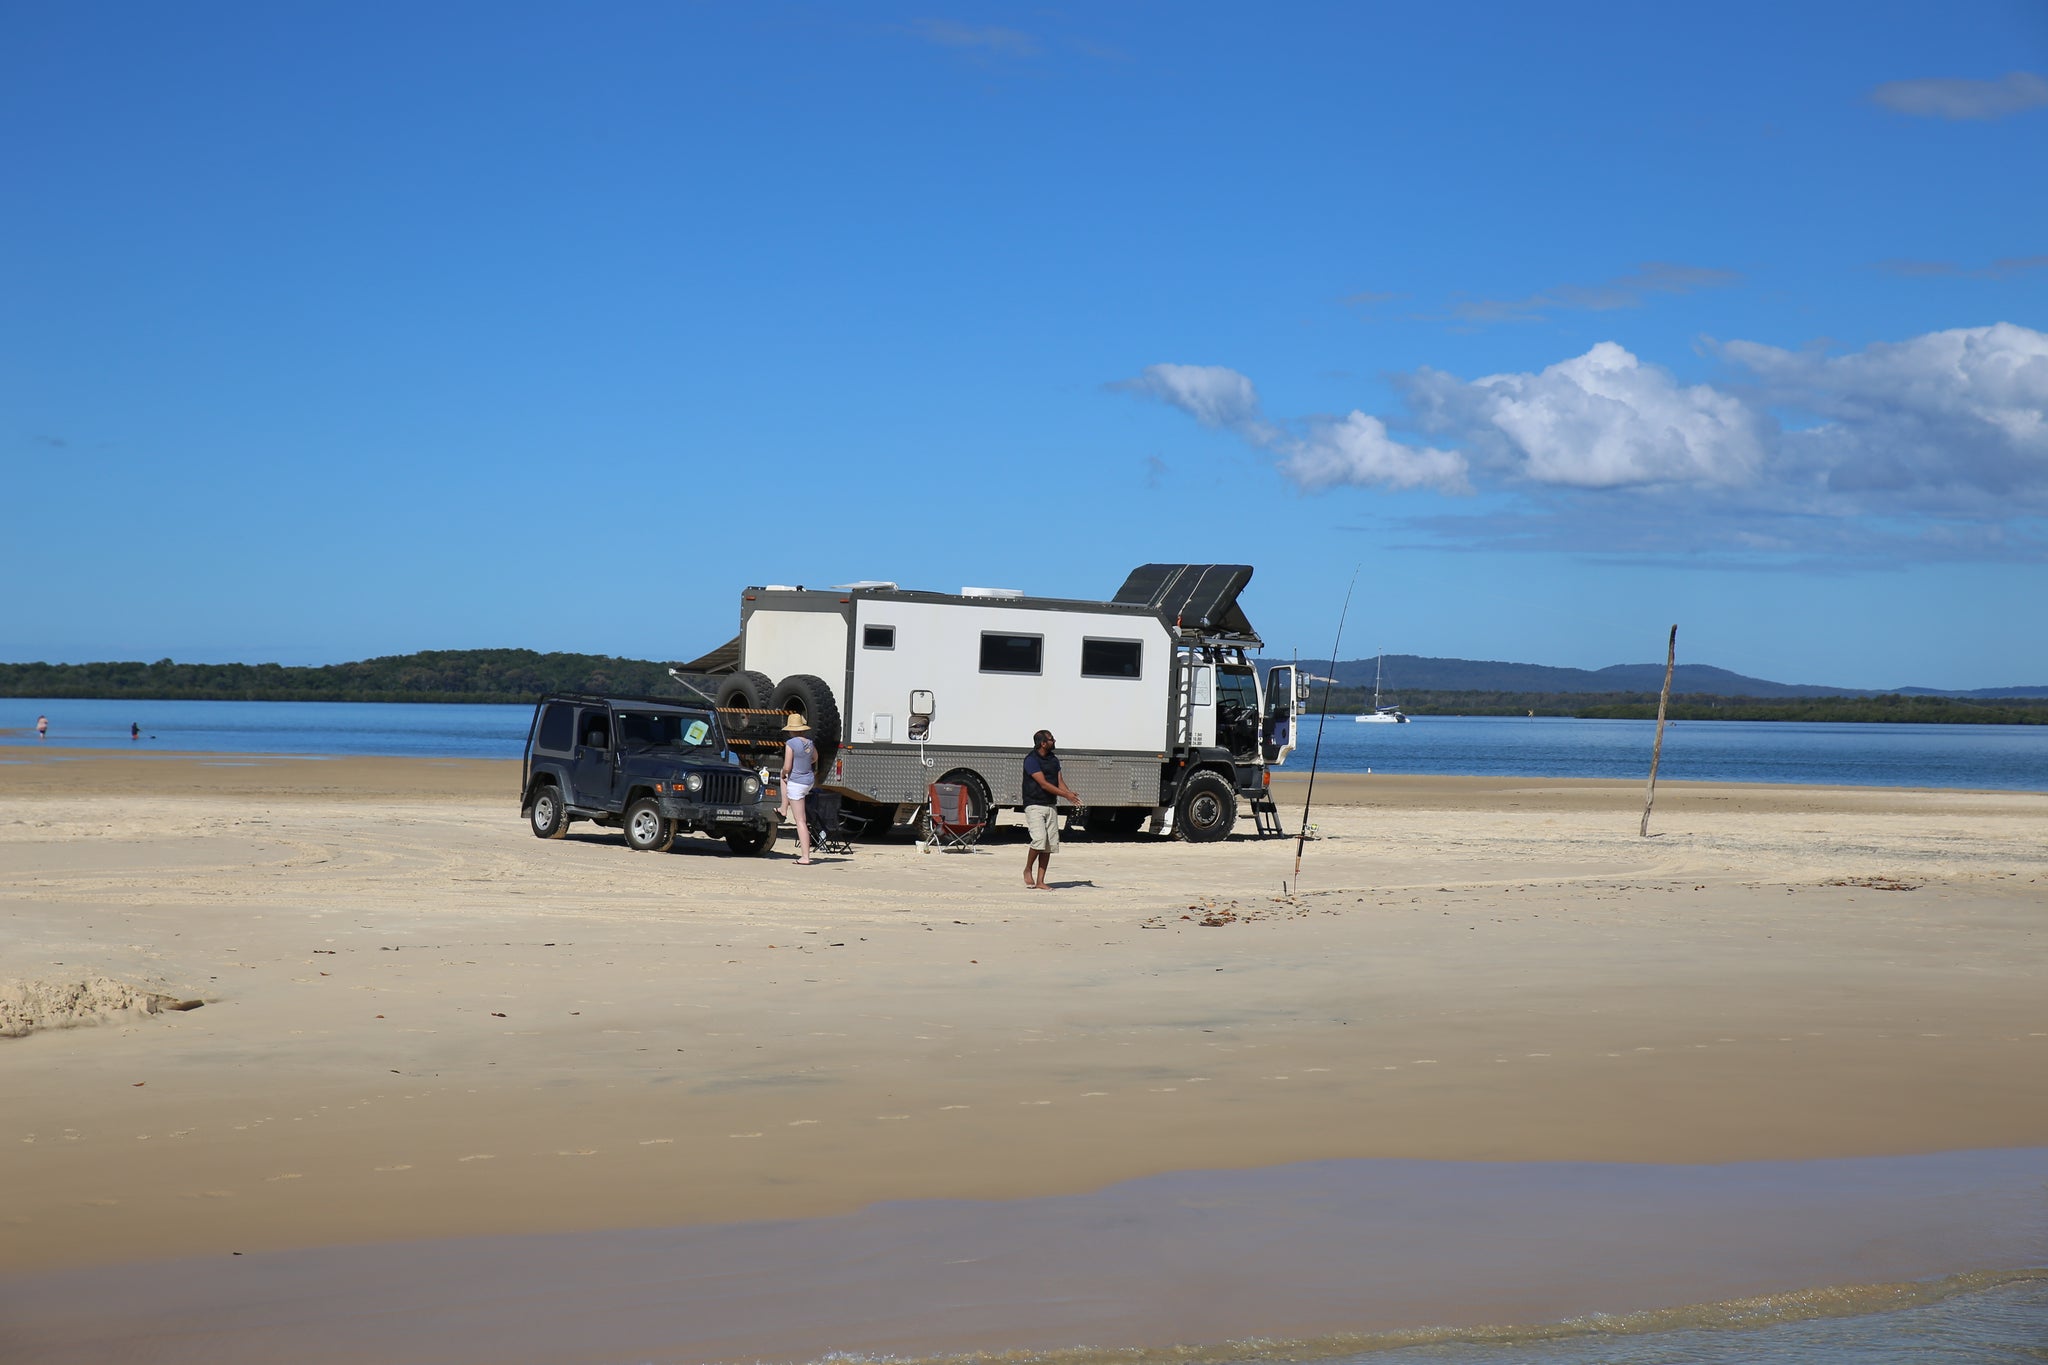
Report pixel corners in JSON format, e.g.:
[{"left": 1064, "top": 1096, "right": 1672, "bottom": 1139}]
[
  {"left": 1293, "top": 569, "right": 1359, "bottom": 884},
  {"left": 1639, "top": 625, "right": 1677, "bottom": 838}
]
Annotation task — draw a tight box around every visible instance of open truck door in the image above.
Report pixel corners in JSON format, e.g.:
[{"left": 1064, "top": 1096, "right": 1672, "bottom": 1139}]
[{"left": 1263, "top": 664, "right": 1300, "bottom": 765}]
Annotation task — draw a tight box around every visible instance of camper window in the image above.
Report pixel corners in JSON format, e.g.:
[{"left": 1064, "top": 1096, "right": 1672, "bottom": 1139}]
[
  {"left": 1080, "top": 638, "right": 1143, "bottom": 679},
  {"left": 978, "top": 633, "right": 1043, "bottom": 675},
  {"left": 863, "top": 625, "right": 895, "bottom": 650}
]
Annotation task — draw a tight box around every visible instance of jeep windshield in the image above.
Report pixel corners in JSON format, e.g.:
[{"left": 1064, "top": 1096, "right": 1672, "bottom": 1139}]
[{"left": 616, "top": 709, "right": 722, "bottom": 753}]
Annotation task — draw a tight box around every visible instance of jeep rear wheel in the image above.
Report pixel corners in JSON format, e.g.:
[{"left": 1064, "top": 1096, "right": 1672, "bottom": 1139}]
[
  {"left": 530, "top": 784, "right": 568, "bottom": 839},
  {"left": 624, "top": 798, "right": 669, "bottom": 853},
  {"left": 726, "top": 824, "right": 778, "bottom": 856}
]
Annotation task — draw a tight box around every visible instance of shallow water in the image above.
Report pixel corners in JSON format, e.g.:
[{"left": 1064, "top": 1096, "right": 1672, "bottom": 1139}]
[
  {"left": 5, "top": 1150, "right": 2043, "bottom": 1365},
  {"left": 6, "top": 698, "right": 2045, "bottom": 790}
]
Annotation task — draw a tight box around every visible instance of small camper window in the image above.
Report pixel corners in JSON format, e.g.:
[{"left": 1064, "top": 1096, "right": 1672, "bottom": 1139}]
[
  {"left": 863, "top": 625, "right": 895, "bottom": 650},
  {"left": 1081, "top": 638, "right": 1143, "bottom": 679},
  {"left": 979, "top": 633, "right": 1043, "bottom": 675}
]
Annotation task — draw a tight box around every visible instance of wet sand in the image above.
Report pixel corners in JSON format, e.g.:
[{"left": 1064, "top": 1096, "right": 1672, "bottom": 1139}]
[{"left": 2, "top": 749, "right": 2045, "bottom": 1358}]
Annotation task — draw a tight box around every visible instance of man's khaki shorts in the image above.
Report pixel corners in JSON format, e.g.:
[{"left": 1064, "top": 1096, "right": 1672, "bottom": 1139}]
[{"left": 1025, "top": 803, "right": 1061, "bottom": 853}]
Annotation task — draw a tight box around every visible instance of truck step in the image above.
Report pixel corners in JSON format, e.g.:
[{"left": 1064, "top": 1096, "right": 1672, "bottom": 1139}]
[{"left": 1249, "top": 794, "right": 1286, "bottom": 837}]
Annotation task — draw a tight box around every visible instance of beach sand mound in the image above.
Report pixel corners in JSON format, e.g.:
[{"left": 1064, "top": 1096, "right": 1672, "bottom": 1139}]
[{"left": 0, "top": 977, "right": 197, "bottom": 1039}]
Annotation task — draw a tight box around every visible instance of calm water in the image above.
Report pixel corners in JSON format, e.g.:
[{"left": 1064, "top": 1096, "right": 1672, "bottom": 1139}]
[{"left": 3, "top": 699, "right": 2044, "bottom": 790}]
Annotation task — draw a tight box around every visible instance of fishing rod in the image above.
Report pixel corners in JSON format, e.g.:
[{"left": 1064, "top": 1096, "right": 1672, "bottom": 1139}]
[{"left": 1293, "top": 567, "right": 1360, "bottom": 883}]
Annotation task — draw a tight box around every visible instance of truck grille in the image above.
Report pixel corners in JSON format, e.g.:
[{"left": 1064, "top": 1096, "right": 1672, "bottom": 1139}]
[{"left": 699, "top": 771, "right": 746, "bottom": 805}]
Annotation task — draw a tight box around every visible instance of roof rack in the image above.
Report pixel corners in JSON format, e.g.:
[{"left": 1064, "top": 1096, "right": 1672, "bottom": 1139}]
[{"left": 534, "top": 691, "right": 713, "bottom": 709}]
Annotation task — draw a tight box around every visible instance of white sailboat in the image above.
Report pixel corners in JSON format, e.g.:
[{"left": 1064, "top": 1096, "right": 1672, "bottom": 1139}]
[{"left": 1354, "top": 652, "right": 1409, "bottom": 723}]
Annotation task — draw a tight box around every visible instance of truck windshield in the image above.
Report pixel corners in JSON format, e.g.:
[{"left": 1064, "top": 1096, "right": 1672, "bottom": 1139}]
[{"left": 616, "top": 710, "right": 721, "bottom": 752}]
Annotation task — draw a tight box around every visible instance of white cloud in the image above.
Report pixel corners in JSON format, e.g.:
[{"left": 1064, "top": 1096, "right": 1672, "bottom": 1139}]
[
  {"left": 1404, "top": 342, "right": 1769, "bottom": 489},
  {"left": 1279, "top": 413, "right": 1469, "bottom": 493},
  {"left": 1115, "top": 324, "right": 2048, "bottom": 560},
  {"left": 1869, "top": 72, "right": 2048, "bottom": 120},
  {"left": 1718, "top": 322, "right": 2048, "bottom": 504},
  {"left": 1115, "top": 363, "right": 1267, "bottom": 431}
]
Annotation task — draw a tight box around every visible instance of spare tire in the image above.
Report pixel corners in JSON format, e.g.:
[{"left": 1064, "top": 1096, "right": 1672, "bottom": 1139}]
[
  {"left": 715, "top": 670, "right": 775, "bottom": 711},
  {"left": 771, "top": 674, "right": 842, "bottom": 772}
]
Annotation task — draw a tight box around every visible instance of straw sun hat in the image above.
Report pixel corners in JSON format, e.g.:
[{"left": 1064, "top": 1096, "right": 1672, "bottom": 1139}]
[{"left": 782, "top": 715, "right": 812, "bottom": 732}]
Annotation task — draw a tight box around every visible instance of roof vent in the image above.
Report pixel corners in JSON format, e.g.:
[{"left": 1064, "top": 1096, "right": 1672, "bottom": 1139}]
[
  {"left": 962, "top": 586, "right": 1025, "bottom": 599},
  {"left": 831, "top": 580, "right": 899, "bottom": 591},
  {"left": 763, "top": 584, "right": 803, "bottom": 592}
]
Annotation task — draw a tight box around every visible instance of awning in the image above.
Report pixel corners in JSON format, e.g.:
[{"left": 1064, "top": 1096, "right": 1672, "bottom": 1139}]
[{"left": 675, "top": 634, "right": 741, "bottom": 675}]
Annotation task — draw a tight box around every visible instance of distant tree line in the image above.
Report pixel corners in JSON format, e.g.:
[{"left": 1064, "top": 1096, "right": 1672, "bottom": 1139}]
[
  {"left": 6, "top": 652, "right": 2044, "bottom": 724},
  {"left": 0, "top": 651, "right": 699, "bottom": 705},
  {"left": 1307, "top": 686, "right": 2048, "bottom": 725}
]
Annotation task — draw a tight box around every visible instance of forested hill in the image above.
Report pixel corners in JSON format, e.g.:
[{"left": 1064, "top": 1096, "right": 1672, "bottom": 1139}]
[
  {"left": 0, "top": 651, "right": 698, "bottom": 705},
  {"left": 1268, "top": 654, "right": 2048, "bottom": 700}
]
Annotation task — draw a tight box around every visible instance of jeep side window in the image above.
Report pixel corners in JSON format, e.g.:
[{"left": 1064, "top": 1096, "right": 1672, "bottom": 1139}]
[
  {"left": 536, "top": 703, "right": 574, "bottom": 751},
  {"left": 577, "top": 708, "right": 611, "bottom": 749}
]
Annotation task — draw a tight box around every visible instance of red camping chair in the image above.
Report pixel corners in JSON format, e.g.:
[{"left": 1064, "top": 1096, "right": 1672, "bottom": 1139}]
[{"left": 924, "top": 781, "right": 984, "bottom": 850}]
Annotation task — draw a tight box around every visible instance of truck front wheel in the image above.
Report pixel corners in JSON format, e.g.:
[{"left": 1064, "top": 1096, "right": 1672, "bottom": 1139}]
[{"left": 1175, "top": 772, "right": 1237, "bottom": 843}]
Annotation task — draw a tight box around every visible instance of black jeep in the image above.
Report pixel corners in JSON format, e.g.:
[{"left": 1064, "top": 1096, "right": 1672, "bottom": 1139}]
[{"left": 520, "top": 692, "right": 780, "bottom": 855}]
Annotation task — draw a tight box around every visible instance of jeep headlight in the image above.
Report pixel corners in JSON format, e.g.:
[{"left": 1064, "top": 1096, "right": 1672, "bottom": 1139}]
[
  {"left": 742, "top": 776, "right": 761, "bottom": 799},
  {"left": 685, "top": 773, "right": 704, "bottom": 793}
]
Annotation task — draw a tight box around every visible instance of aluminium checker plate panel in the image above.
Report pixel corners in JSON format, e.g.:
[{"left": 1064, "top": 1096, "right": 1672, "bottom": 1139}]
[{"left": 833, "top": 746, "right": 1161, "bottom": 810}]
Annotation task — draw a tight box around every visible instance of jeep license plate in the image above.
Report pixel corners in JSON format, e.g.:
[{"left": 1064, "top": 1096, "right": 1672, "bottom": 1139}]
[{"left": 714, "top": 808, "right": 744, "bottom": 821}]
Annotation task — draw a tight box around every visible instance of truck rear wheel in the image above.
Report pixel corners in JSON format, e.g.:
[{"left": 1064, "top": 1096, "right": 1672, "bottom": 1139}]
[
  {"left": 771, "top": 674, "right": 842, "bottom": 770},
  {"left": 1175, "top": 772, "right": 1237, "bottom": 843},
  {"left": 716, "top": 670, "right": 775, "bottom": 710},
  {"left": 931, "top": 768, "right": 996, "bottom": 843}
]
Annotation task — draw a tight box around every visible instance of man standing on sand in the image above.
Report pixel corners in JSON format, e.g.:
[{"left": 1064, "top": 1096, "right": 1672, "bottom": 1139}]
[{"left": 1022, "top": 729, "right": 1081, "bottom": 890}]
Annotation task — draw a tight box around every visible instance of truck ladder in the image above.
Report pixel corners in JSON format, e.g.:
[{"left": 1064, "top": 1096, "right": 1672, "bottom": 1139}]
[{"left": 1249, "top": 792, "right": 1286, "bottom": 837}]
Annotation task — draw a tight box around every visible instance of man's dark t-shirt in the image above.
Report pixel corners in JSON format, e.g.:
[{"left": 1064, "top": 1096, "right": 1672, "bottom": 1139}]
[{"left": 1022, "top": 749, "right": 1060, "bottom": 806}]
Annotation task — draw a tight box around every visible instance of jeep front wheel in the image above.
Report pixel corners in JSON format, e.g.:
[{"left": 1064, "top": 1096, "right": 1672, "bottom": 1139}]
[
  {"left": 624, "top": 798, "right": 669, "bottom": 853},
  {"left": 530, "top": 784, "right": 568, "bottom": 839}
]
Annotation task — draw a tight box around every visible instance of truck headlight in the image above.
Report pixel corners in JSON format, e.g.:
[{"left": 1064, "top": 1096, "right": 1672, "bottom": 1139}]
[
  {"left": 742, "top": 776, "right": 761, "bottom": 799},
  {"left": 685, "top": 773, "right": 704, "bottom": 793}
]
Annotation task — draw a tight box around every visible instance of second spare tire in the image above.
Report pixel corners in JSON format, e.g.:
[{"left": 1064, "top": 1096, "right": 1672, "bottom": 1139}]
[{"left": 770, "top": 674, "right": 842, "bottom": 773}]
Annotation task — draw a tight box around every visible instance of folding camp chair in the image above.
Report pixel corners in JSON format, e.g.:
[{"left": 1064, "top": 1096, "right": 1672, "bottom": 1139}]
[
  {"left": 805, "top": 789, "right": 855, "bottom": 856},
  {"left": 923, "top": 781, "right": 984, "bottom": 850}
]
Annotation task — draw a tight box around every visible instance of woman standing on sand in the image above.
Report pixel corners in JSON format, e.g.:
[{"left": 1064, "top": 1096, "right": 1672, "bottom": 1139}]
[{"left": 779, "top": 716, "right": 818, "bottom": 865}]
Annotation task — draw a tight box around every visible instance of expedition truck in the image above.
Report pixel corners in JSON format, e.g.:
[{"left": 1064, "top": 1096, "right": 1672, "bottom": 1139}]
[{"left": 678, "top": 564, "right": 1306, "bottom": 843}]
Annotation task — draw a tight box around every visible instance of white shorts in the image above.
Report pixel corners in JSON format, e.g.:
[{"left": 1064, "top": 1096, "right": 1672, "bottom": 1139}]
[
  {"left": 784, "top": 780, "right": 813, "bottom": 803},
  {"left": 1025, "top": 804, "right": 1060, "bottom": 853}
]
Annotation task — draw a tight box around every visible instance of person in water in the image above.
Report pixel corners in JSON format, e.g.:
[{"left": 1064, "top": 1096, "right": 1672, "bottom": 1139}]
[
  {"left": 131, "top": 722, "right": 141, "bottom": 741},
  {"left": 36, "top": 714, "right": 48, "bottom": 741},
  {"left": 779, "top": 715, "right": 819, "bottom": 865}
]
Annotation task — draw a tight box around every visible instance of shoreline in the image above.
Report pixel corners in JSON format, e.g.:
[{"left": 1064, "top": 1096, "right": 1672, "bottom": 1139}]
[{"left": 4, "top": 749, "right": 2045, "bottom": 1355}]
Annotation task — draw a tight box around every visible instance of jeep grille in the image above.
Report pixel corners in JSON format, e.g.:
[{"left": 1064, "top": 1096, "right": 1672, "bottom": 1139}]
[{"left": 699, "top": 771, "right": 745, "bottom": 805}]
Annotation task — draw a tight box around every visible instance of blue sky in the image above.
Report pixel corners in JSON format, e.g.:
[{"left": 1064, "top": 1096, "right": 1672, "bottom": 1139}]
[{"left": 4, "top": 2, "right": 2044, "bottom": 689}]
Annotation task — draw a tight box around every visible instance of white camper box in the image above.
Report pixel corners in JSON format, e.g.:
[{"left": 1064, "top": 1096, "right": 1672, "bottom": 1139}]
[{"left": 689, "top": 565, "right": 1303, "bottom": 843}]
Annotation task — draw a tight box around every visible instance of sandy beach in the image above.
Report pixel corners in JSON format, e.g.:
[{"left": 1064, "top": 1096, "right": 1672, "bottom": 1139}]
[{"left": 3, "top": 748, "right": 2045, "bottom": 1359}]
